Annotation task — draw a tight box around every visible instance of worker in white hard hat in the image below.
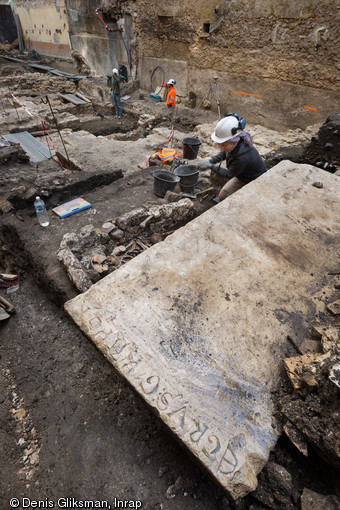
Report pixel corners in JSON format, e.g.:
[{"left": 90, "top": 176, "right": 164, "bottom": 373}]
[
  {"left": 198, "top": 113, "right": 267, "bottom": 202},
  {"left": 108, "top": 67, "right": 123, "bottom": 118},
  {"left": 166, "top": 79, "right": 176, "bottom": 108}
]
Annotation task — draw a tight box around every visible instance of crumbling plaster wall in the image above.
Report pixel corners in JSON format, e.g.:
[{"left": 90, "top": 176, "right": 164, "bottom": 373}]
[
  {"left": 66, "top": 0, "right": 134, "bottom": 76},
  {"left": 11, "top": 0, "right": 134, "bottom": 75},
  {"left": 13, "top": 0, "right": 71, "bottom": 57},
  {"left": 134, "top": 0, "right": 340, "bottom": 129}
]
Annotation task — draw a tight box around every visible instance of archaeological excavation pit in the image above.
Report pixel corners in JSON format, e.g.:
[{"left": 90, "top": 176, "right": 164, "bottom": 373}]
[
  {"left": 1, "top": 2, "right": 340, "bottom": 507},
  {"left": 64, "top": 163, "right": 340, "bottom": 499}
]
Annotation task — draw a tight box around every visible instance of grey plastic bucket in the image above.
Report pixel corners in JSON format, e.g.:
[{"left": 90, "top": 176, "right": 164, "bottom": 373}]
[
  {"left": 174, "top": 164, "right": 199, "bottom": 186},
  {"left": 153, "top": 170, "right": 180, "bottom": 198},
  {"left": 182, "top": 137, "right": 201, "bottom": 160},
  {"left": 179, "top": 178, "right": 199, "bottom": 194}
]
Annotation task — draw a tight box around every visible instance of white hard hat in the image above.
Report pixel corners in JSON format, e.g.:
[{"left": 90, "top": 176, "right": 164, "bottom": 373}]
[
  {"left": 167, "top": 79, "right": 176, "bottom": 86},
  {"left": 211, "top": 116, "right": 242, "bottom": 143},
  {"left": 112, "top": 68, "right": 118, "bottom": 74}
]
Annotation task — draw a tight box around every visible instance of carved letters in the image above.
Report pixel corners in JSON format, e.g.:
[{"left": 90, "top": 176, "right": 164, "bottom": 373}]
[
  {"left": 141, "top": 375, "right": 160, "bottom": 395},
  {"left": 82, "top": 309, "right": 241, "bottom": 478}
]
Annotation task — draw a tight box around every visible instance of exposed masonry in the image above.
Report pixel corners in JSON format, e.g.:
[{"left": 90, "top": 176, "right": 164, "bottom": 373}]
[
  {"left": 58, "top": 198, "right": 195, "bottom": 293},
  {"left": 7, "top": 1, "right": 340, "bottom": 129}
]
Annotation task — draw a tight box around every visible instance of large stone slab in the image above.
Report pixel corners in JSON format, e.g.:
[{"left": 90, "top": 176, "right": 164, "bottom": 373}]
[{"left": 64, "top": 162, "right": 340, "bottom": 499}]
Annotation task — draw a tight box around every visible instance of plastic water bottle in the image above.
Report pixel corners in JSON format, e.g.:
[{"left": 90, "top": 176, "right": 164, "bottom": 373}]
[{"left": 34, "top": 196, "right": 49, "bottom": 227}]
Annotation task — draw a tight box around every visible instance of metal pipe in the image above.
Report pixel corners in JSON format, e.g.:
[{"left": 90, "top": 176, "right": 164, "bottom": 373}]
[{"left": 95, "top": 7, "right": 122, "bottom": 32}]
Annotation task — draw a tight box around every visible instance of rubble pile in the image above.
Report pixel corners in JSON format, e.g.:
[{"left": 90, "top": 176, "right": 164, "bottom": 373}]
[
  {"left": 0, "top": 63, "right": 26, "bottom": 77},
  {"left": 3, "top": 368, "right": 41, "bottom": 484},
  {"left": 58, "top": 198, "right": 195, "bottom": 292},
  {"left": 0, "top": 40, "right": 19, "bottom": 53},
  {"left": 300, "top": 112, "right": 340, "bottom": 172},
  {"left": 0, "top": 140, "right": 29, "bottom": 165},
  {"left": 279, "top": 310, "right": 340, "bottom": 479}
]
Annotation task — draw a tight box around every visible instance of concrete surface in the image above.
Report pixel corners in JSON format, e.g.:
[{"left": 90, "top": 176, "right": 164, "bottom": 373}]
[{"left": 65, "top": 161, "right": 340, "bottom": 499}]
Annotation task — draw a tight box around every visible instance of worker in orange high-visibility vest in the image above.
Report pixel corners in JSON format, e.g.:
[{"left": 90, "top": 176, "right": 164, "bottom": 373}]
[{"left": 166, "top": 79, "right": 176, "bottom": 108}]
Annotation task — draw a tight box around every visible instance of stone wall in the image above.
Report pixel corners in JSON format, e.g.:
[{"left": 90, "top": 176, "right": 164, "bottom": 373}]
[
  {"left": 58, "top": 199, "right": 195, "bottom": 293},
  {"left": 135, "top": 0, "right": 340, "bottom": 129},
  {"left": 10, "top": 0, "right": 133, "bottom": 75},
  {"left": 9, "top": 0, "right": 340, "bottom": 129}
]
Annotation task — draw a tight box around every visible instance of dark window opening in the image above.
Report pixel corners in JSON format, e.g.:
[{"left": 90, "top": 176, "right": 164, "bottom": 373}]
[
  {"left": 203, "top": 22, "right": 210, "bottom": 33},
  {"left": 102, "top": 12, "right": 117, "bottom": 24},
  {"left": 0, "top": 6, "right": 18, "bottom": 44},
  {"left": 101, "top": 12, "right": 119, "bottom": 26},
  {"left": 158, "top": 15, "right": 173, "bottom": 22}
]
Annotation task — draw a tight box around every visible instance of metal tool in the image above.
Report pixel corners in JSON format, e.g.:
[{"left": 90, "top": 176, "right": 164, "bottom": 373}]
[{"left": 213, "top": 76, "right": 221, "bottom": 120}]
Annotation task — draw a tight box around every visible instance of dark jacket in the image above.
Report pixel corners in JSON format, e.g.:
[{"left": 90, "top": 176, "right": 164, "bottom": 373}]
[
  {"left": 210, "top": 139, "right": 267, "bottom": 184},
  {"left": 109, "top": 74, "right": 121, "bottom": 94}
]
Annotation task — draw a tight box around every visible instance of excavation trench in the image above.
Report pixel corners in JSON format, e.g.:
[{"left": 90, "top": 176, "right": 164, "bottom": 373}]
[
  {"left": 1, "top": 176, "right": 340, "bottom": 509},
  {"left": 1, "top": 56, "right": 339, "bottom": 508}
]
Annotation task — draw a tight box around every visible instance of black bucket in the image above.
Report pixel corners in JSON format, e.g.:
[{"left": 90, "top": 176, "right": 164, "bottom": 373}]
[
  {"left": 179, "top": 178, "right": 199, "bottom": 194},
  {"left": 182, "top": 137, "right": 201, "bottom": 160},
  {"left": 174, "top": 165, "right": 199, "bottom": 186},
  {"left": 153, "top": 170, "right": 180, "bottom": 198}
]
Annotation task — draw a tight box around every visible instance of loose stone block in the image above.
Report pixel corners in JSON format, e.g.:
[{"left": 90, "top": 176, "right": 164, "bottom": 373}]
[
  {"left": 110, "top": 228, "right": 125, "bottom": 241},
  {"left": 65, "top": 162, "right": 340, "bottom": 499},
  {"left": 115, "top": 207, "right": 148, "bottom": 230},
  {"left": 283, "top": 422, "right": 308, "bottom": 456},
  {"left": 329, "top": 364, "right": 340, "bottom": 389},
  {"left": 57, "top": 247, "right": 92, "bottom": 293},
  {"left": 102, "top": 222, "right": 115, "bottom": 234},
  {"left": 283, "top": 353, "right": 324, "bottom": 392}
]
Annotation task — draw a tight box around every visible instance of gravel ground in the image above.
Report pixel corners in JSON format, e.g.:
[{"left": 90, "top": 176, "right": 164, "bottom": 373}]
[{"left": 0, "top": 275, "right": 226, "bottom": 510}]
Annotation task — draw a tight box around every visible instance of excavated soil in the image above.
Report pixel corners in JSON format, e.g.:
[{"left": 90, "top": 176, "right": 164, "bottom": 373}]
[{"left": 1, "top": 54, "right": 339, "bottom": 510}]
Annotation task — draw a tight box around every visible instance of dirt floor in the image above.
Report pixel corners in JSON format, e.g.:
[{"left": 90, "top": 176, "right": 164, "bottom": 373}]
[{"left": 0, "top": 52, "right": 339, "bottom": 510}]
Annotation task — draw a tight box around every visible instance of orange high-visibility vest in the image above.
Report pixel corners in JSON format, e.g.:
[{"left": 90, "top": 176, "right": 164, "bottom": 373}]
[
  {"left": 148, "top": 147, "right": 181, "bottom": 165},
  {"left": 166, "top": 87, "right": 176, "bottom": 108}
]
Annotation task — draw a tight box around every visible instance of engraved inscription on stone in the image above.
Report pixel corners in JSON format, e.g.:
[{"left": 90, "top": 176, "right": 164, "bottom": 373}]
[{"left": 65, "top": 164, "right": 340, "bottom": 499}]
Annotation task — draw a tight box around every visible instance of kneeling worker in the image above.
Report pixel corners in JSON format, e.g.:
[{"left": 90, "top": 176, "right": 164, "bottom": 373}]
[
  {"left": 166, "top": 79, "right": 176, "bottom": 108},
  {"left": 198, "top": 114, "right": 267, "bottom": 202}
]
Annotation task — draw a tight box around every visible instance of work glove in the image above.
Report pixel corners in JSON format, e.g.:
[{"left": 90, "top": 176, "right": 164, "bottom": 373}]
[{"left": 197, "top": 159, "right": 212, "bottom": 170}]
